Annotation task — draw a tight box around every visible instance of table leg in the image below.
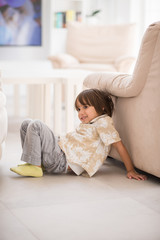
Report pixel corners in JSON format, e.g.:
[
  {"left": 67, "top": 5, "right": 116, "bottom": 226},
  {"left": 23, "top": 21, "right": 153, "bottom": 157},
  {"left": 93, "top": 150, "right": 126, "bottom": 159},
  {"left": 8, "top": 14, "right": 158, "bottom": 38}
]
[
  {"left": 54, "top": 82, "right": 62, "bottom": 136},
  {"left": 43, "top": 83, "right": 52, "bottom": 129},
  {"left": 14, "top": 85, "right": 20, "bottom": 117},
  {"left": 65, "top": 79, "right": 75, "bottom": 133}
]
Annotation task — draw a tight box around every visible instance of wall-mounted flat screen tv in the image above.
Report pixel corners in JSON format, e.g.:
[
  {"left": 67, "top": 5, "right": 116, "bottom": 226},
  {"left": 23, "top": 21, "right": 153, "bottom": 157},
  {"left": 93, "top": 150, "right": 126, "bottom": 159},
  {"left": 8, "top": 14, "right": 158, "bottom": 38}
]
[{"left": 0, "top": 0, "right": 41, "bottom": 46}]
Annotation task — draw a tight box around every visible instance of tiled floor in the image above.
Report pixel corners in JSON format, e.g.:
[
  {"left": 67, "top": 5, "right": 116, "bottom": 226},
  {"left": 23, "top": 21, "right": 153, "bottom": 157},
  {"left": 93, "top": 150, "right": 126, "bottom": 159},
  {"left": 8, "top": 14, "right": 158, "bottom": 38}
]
[{"left": 0, "top": 120, "right": 160, "bottom": 240}]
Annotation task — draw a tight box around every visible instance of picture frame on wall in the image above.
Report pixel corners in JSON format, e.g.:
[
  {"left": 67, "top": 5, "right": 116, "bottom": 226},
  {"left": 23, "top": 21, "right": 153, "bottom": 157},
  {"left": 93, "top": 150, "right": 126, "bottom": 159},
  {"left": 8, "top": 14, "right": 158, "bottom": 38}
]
[{"left": 0, "top": 0, "right": 42, "bottom": 46}]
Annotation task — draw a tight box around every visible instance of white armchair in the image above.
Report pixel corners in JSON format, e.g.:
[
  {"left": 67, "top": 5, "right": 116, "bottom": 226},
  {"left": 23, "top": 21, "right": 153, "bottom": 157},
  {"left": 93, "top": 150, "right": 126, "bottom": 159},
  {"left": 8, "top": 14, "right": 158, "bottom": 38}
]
[
  {"left": 83, "top": 22, "right": 160, "bottom": 178},
  {"left": 48, "top": 22, "right": 137, "bottom": 73},
  {"left": 0, "top": 74, "right": 8, "bottom": 160}
]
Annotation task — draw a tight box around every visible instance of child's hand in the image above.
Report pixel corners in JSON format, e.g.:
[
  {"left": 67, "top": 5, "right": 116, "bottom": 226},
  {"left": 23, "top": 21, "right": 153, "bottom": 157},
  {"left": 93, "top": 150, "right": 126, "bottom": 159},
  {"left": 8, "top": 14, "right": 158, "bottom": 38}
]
[{"left": 127, "top": 169, "right": 147, "bottom": 181}]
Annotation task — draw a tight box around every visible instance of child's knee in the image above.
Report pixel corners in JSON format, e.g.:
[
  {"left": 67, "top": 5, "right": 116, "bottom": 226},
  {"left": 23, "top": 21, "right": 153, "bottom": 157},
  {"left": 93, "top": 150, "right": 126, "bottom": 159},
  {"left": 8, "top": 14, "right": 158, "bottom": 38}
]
[
  {"left": 29, "top": 120, "right": 43, "bottom": 132},
  {"left": 21, "top": 119, "right": 32, "bottom": 132}
]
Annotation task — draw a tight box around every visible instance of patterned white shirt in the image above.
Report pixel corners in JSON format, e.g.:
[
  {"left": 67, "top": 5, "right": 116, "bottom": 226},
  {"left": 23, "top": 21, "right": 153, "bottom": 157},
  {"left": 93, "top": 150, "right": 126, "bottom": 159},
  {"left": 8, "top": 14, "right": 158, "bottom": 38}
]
[{"left": 59, "top": 114, "right": 121, "bottom": 177}]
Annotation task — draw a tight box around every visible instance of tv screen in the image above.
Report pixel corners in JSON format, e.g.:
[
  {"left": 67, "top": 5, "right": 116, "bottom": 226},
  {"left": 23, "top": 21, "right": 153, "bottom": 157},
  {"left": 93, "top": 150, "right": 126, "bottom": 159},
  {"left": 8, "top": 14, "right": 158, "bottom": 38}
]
[{"left": 0, "top": 0, "right": 42, "bottom": 46}]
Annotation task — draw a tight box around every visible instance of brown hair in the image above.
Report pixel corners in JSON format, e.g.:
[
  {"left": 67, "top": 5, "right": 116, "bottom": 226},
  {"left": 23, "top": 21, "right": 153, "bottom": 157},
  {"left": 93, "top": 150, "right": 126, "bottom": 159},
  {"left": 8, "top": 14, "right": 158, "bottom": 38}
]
[{"left": 75, "top": 89, "right": 114, "bottom": 117}]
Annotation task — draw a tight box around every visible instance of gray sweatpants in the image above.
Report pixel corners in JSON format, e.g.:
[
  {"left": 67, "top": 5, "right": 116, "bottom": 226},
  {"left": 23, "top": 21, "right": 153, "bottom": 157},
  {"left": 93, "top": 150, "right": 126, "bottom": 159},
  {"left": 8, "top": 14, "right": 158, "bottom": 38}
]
[{"left": 20, "top": 119, "right": 67, "bottom": 173}]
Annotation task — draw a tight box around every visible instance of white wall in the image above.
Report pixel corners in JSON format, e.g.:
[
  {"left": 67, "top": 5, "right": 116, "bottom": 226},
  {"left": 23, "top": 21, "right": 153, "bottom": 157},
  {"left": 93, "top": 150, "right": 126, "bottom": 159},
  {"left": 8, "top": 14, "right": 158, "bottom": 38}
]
[
  {"left": 96, "top": 0, "right": 160, "bottom": 54},
  {"left": 0, "top": 0, "right": 160, "bottom": 60}
]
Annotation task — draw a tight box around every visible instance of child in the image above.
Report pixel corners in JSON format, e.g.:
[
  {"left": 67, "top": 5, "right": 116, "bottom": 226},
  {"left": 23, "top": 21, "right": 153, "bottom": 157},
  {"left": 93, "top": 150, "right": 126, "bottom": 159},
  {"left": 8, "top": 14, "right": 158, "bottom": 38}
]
[{"left": 10, "top": 89, "right": 146, "bottom": 180}]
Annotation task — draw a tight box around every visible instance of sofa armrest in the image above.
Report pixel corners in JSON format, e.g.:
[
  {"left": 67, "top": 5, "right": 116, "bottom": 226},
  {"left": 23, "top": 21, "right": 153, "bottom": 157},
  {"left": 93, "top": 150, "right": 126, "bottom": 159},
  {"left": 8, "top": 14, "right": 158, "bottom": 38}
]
[
  {"left": 83, "top": 72, "right": 141, "bottom": 97},
  {"left": 48, "top": 53, "right": 79, "bottom": 68},
  {"left": 0, "top": 91, "right": 6, "bottom": 108},
  {"left": 0, "top": 90, "right": 7, "bottom": 149},
  {"left": 115, "top": 56, "right": 136, "bottom": 73}
]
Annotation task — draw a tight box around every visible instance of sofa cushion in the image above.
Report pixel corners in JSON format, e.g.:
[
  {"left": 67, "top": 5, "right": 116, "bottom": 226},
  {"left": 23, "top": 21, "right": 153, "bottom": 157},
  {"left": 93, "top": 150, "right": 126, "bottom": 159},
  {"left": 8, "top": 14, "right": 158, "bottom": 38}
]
[
  {"left": 65, "top": 63, "right": 117, "bottom": 72},
  {"left": 0, "top": 91, "right": 6, "bottom": 108},
  {"left": 66, "top": 22, "right": 137, "bottom": 64},
  {"left": 48, "top": 53, "right": 79, "bottom": 68}
]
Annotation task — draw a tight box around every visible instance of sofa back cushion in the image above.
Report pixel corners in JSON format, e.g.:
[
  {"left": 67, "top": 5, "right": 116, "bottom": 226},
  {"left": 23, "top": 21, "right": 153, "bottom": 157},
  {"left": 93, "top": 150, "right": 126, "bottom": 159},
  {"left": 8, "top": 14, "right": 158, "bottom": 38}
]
[
  {"left": 132, "top": 21, "right": 160, "bottom": 92},
  {"left": 66, "top": 22, "right": 137, "bottom": 64}
]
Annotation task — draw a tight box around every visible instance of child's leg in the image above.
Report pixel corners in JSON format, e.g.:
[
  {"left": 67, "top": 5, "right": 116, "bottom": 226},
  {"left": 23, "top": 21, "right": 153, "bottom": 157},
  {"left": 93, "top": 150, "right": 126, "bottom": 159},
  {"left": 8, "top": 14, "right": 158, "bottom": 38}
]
[
  {"left": 20, "top": 120, "right": 55, "bottom": 166},
  {"left": 10, "top": 119, "right": 46, "bottom": 177},
  {"left": 20, "top": 119, "right": 32, "bottom": 148},
  {"left": 10, "top": 120, "right": 67, "bottom": 177},
  {"left": 17, "top": 119, "right": 32, "bottom": 166},
  {"left": 42, "top": 138, "right": 67, "bottom": 174}
]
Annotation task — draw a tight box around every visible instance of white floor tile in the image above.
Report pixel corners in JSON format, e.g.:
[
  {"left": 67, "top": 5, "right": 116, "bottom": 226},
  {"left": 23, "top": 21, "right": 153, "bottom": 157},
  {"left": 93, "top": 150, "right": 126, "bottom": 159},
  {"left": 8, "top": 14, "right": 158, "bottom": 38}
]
[
  {"left": 0, "top": 124, "right": 160, "bottom": 240},
  {"left": 11, "top": 198, "right": 160, "bottom": 240},
  {"left": 0, "top": 202, "right": 37, "bottom": 240}
]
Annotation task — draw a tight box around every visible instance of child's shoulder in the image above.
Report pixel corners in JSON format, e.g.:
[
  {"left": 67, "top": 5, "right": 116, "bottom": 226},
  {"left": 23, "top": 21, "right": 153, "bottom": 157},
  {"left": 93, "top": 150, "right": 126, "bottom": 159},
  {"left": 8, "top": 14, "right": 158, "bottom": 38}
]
[
  {"left": 95, "top": 114, "right": 112, "bottom": 123},
  {"left": 93, "top": 115, "right": 113, "bottom": 128}
]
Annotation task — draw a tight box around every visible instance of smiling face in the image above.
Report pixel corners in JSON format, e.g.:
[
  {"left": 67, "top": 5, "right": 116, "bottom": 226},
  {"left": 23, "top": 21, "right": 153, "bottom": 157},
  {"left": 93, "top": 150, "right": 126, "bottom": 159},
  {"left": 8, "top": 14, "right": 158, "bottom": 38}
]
[{"left": 76, "top": 100, "right": 100, "bottom": 124}]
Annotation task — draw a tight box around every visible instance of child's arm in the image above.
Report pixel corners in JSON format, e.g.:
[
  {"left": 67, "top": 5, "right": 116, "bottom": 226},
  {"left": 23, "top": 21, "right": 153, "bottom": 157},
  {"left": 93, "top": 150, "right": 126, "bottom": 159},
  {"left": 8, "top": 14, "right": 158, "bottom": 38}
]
[{"left": 112, "top": 141, "right": 147, "bottom": 180}]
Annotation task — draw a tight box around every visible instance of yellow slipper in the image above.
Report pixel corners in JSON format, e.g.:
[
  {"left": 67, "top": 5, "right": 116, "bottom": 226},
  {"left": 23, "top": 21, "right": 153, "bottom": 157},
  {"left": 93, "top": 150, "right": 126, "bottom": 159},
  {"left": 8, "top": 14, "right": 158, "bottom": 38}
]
[{"left": 10, "top": 165, "right": 43, "bottom": 177}]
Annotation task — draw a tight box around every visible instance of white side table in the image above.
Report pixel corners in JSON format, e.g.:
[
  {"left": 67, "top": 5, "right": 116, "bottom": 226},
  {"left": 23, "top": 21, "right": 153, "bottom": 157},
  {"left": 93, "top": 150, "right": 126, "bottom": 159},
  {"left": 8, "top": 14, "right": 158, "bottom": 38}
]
[{"left": 0, "top": 61, "right": 91, "bottom": 135}]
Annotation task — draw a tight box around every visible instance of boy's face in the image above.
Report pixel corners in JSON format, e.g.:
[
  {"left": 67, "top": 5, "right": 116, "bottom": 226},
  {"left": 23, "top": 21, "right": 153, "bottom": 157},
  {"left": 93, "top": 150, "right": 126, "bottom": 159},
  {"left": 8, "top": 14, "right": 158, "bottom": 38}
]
[{"left": 76, "top": 100, "right": 99, "bottom": 124}]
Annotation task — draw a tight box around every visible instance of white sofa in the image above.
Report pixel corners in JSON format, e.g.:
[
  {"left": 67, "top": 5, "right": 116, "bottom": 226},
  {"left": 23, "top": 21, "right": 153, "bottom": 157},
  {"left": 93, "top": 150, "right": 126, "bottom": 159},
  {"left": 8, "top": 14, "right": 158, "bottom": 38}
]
[
  {"left": 83, "top": 21, "right": 160, "bottom": 178},
  {"left": 49, "top": 22, "right": 137, "bottom": 73},
  {"left": 0, "top": 74, "right": 7, "bottom": 160}
]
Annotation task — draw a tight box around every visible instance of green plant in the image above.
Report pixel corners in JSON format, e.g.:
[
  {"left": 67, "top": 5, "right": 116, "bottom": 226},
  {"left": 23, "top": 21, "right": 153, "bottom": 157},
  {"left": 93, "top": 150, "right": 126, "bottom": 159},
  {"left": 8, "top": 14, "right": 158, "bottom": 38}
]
[{"left": 86, "top": 10, "right": 101, "bottom": 17}]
